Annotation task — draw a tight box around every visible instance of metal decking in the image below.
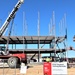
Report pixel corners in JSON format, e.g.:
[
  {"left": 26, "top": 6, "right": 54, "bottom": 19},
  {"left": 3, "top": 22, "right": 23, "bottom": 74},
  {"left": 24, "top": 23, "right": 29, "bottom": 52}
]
[
  {"left": 0, "top": 36, "right": 65, "bottom": 44},
  {"left": 0, "top": 36, "right": 67, "bottom": 59},
  {"left": 8, "top": 48, "right": 66, "bottom": 54}
]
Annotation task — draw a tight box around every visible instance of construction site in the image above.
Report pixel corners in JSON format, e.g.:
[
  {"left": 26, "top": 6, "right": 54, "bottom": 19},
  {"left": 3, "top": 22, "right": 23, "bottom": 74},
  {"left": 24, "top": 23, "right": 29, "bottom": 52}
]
[{"left": 0, "top": 0, "right": 75, "bottom": 75}]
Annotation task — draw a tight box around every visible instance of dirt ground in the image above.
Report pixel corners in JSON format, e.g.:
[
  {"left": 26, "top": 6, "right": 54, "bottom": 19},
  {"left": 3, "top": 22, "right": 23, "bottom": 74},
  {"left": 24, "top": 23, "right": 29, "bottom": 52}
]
[{"left": 0, "top": 64, "right": 75, "bottom": 75}]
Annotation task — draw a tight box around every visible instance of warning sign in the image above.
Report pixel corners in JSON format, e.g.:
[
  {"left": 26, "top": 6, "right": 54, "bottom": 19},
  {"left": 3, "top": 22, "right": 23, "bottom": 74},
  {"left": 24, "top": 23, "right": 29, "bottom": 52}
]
[
  {"left": 52, "top": 62, "right": 67, "bottom": 75},
  {"left": 43, "top": 62, "right": 67, "bottom": 75}
]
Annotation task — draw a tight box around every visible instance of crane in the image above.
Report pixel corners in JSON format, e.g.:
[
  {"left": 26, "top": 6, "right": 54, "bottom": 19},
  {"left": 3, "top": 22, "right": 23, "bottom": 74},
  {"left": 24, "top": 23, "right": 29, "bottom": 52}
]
[
  {"left": 0, "top": 0, "right": 27, "bottom": 68},
  {"left": 0, "top": 0, "right": 24, "bottom": 36}
]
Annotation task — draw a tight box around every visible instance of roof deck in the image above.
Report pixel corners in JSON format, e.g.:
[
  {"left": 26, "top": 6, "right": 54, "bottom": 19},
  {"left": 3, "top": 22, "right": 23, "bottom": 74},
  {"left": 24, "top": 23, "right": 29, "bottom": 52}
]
[{"left": 0, "top": 36, "right": 65, "bottom": 44}]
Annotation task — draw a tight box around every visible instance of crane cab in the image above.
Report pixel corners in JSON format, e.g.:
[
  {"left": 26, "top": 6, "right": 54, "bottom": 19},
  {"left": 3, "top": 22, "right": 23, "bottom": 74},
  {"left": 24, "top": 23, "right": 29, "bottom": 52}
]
[{"left": 0, "top": 46, "right": 6, "bottom": 55}]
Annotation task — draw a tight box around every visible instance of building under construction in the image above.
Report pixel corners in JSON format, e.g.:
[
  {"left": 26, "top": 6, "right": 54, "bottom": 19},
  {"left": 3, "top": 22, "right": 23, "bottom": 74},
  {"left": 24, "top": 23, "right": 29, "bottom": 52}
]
[
  {"left": 0, "top": 0, "right": 69, "bottom": 68},
  {"left": 0, "top": 11, "right": 68, "bottom": 63},
  {"left": 0, "top": 35, "right": 67, "bottom": 62}
]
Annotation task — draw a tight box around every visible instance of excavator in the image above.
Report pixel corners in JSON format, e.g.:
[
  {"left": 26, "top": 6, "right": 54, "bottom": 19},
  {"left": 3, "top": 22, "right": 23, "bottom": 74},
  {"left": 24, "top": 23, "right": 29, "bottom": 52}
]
[{"left": 0, "top": 0, "right": 27, "bottom": 68}]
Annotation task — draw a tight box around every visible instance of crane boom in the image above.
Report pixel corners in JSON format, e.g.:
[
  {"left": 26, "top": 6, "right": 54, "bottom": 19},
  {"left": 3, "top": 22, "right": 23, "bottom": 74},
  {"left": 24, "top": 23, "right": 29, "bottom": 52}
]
[{"left": 0, "top": 0, "right": 24, "bottom": 36}]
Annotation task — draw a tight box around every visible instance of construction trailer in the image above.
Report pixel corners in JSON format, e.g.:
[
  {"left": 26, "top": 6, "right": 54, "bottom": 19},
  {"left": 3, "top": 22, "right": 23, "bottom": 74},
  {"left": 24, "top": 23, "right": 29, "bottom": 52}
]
[{"left": 0, "top": 0, "right": 27, "bottom": 68}]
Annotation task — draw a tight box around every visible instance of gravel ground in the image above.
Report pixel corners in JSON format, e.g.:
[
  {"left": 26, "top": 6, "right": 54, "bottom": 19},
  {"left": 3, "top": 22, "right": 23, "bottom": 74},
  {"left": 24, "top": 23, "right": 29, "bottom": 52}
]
[{"left": 0, "top": 63, "right": 75, "bottom": 75}]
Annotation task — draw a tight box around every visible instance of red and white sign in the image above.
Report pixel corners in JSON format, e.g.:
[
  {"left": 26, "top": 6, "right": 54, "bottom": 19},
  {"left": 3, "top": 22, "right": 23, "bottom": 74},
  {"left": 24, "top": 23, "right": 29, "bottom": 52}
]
[
  {"left": 43, "top": 62, "right": 67, "bottom": 75},
  {"left": 43, "top": 62, "right": 52, "bottom": 75}
]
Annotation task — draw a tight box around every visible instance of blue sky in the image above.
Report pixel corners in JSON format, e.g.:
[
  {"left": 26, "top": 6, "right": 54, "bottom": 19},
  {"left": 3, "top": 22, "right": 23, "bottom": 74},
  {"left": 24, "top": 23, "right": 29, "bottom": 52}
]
[{"left": 0, "top": 0, "right": 75, "bottom": 57}]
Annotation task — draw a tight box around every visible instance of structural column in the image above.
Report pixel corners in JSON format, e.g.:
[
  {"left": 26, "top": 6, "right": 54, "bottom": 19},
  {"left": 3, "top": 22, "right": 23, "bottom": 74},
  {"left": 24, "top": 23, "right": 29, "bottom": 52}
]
[{"left": 38, "top": 39, "right": 40, "bottom": 62}]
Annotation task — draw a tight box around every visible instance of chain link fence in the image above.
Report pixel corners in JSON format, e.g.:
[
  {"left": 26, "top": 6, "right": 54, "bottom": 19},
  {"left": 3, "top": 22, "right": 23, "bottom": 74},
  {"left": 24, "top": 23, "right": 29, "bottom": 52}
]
[
  {"left": 0, "top": 60, "right": 75, "bottom": 75},
  {"left": 0, "top": 59, "right": 20, "bottom": 75}
]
